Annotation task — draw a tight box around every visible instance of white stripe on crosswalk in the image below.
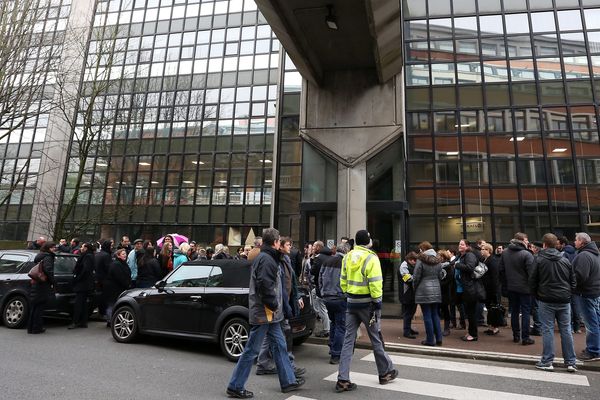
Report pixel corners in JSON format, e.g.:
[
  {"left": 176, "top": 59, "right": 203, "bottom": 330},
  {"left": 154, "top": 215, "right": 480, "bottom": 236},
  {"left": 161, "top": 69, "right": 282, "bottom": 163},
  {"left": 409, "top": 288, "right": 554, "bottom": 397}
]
[
  {"left": 361, "top": 353, "right": 589, "bottom": 386},
  {"left": 285, "top": 396, "right": 317, "bottom": 400},
  {"left": 323, "top": 372, "right": 561, "bottom": 400}
]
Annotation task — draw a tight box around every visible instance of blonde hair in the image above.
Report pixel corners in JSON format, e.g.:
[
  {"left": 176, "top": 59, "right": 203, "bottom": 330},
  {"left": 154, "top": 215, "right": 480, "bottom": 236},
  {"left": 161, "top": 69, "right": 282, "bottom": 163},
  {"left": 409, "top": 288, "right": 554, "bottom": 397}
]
[
  {"left": 179, "top": 242, "right": 190, "bottom": 254},
  {"left": 481, "top": 243, "right": 493, "bottom": 253}
]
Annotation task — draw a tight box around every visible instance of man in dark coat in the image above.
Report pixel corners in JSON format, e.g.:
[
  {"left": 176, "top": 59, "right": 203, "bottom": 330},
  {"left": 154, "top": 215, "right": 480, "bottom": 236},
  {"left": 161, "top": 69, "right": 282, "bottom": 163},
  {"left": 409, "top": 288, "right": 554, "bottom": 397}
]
[
  {"left": 310, "top": 241, "right": 332, "bottom": 337},
  {"left": 572, "top": 232, "right": 600, "bottom": 361},
  {"left": 69, "top": 243, "right": 96, "bottom": 329},
  {"left": 27, "top": 242, "right": 56, "bottom": 334},
  {"left": 94, "top": 239, "right": 113, "bottom": 316},
  {"left": 226, "top": 228, "right": 304, "bottom": 398},
  {"left": 529, "top": 233, "right": 577, "bottom": 371},
  {"left": 500, "top": 232, "right": 535, "bottom": 345}
]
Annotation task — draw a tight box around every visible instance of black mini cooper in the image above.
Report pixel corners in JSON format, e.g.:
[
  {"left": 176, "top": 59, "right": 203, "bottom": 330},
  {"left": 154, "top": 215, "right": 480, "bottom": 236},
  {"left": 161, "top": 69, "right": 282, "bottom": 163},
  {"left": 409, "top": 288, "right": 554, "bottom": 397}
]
[{"left": 110, "top": 259, "right": 316, "bottom": 361}]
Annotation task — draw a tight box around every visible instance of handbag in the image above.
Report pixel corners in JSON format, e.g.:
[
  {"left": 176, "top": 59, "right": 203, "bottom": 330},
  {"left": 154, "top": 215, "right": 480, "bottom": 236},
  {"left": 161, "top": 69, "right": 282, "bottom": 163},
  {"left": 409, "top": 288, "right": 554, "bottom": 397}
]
[
  {"left": 28, "top": 260, "right": 47, "bottom": 283},
  {"left": 463, "top": 278, "right": 486, "bottom": 302},
  {"left": 487, "top": 303, "right": 507, "bottom": 327},
  {"left": 472, "top": 261, "right": 488, "bottom": 279}
]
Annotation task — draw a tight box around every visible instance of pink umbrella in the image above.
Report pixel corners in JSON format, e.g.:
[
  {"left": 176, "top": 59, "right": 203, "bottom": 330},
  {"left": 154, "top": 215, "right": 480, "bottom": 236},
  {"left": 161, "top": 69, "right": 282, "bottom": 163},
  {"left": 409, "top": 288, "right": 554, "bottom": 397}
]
[{"left": 156, "top": 233, "right": 189, "bottom": 248}]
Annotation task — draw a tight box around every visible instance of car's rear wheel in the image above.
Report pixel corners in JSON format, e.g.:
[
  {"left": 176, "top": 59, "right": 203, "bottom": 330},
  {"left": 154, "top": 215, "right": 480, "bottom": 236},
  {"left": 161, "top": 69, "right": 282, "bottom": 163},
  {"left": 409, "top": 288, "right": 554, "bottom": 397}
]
[
  {"left": 111, "top": 306, "right": 138, "bottom": 343},
  {"left": 220, "top": 317, "right": 249, "bottom": 362},
  {"left": 3, "top": 296, "right": 28, "bottom": 329}
]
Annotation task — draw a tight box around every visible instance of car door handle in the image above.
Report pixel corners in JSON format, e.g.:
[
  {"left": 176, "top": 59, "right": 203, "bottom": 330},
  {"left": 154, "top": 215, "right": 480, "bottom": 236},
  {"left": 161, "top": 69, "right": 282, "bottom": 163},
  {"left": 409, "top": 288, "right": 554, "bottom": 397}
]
[{"left": 189, "top": 295, "right": 202, "bottom": 301}]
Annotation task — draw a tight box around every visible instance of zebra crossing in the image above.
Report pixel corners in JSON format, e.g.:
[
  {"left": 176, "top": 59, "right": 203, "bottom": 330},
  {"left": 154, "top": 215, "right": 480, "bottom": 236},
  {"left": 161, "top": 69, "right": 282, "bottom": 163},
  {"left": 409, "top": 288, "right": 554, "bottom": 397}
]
[{"left": 287, "top": 352, "right": 591, "bottom": 400}]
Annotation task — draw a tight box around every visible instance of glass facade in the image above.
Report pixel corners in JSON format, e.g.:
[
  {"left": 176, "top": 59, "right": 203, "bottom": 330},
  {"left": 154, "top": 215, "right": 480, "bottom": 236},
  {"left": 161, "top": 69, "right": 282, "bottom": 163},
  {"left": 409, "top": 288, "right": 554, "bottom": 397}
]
[
  {"left": 60, "top": 0, "right": 279, "bottom": 245},
  {"left": 404, "top": 0, "right": 600, "bottom": 248},
  {"left": 0, "top": 0, "right": 71, "bottom": 240}
]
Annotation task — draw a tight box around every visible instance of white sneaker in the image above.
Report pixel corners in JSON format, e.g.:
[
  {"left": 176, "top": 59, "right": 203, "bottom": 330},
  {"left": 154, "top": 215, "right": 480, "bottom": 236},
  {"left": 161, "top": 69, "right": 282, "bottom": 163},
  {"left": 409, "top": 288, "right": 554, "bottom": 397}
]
[
  {"left": 535, "top": 363, "right": 554, "bottom": 371},
  {"left": 567, "top": 365, "right": 577, "bottom": 373}
]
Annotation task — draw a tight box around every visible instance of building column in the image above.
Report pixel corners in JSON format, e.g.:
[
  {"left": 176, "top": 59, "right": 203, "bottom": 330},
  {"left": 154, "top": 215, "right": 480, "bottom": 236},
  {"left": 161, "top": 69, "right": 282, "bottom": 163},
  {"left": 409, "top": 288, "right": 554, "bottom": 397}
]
[{"left": 337, "top": 163, "right": 367, "bottom": 239}]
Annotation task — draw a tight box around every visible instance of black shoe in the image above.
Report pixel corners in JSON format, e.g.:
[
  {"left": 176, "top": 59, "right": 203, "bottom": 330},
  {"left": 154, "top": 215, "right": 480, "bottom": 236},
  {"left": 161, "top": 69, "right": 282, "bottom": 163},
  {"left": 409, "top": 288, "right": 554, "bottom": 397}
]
[
  {"left": 522, "top": 338, "right": 535, "bottom": 345},
  {"left": 436, "top": 341, "right": 443, "bottom": 346},
  {"left": 329, "top": 356, "right": 340, "bottom": 365},
  {"left": 410, "top": 329, "right": 419, "bottom": 335},
  {"left": 67, "top": 324, "right": 77, "bottom": 330},
  {"left": 281, "top": 377, "right": 305, "bottom": 393},
  {"left": 421, "top": 340, "right": 435, "bottom": 346},
  {"left": 379, "top": 369, "right": 398, "bottom": 385},
  {"left": 294, "top": 367, "right": 306, "bottom": 377},
  {"left": 79, "top": 324, "right": 88, "bottom": 328},
  {"left": 226, "top": 388, "right": 254, "bottom": 398},
  {"left": 29, "top": 329, "right": 45, "bottom": 334},
  {"left": 513, "top": 337, "right": 520, "bottom": 343},
  {"left": 403, "top": 333, "right": 417, "bottom": 339},
  {"left": 335, "top": 380, "right": 357, "bottom": 393},
  {"left": 530, "top": 329, "right": 541, "bottom": 336},
  {"left": 256, "top": 368, "right": 277, "bottom": 375}
]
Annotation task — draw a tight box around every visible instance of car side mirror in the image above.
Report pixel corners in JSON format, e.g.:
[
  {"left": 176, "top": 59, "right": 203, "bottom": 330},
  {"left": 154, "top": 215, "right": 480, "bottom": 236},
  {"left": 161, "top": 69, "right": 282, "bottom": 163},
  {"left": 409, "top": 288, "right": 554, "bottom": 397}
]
[{"left": 155, "top": 280, "right": 166, "bottom": 291}]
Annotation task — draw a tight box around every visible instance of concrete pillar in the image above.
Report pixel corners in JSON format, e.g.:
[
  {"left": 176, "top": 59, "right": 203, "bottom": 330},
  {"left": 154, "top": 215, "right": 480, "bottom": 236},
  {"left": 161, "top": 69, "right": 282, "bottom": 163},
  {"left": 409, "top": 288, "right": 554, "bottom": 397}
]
[
  {"left": 28, "top": 0, "right": 97, "bottom": 240},
  {"left": 337, "top": 163, "right": 367, "bottom": 239}
]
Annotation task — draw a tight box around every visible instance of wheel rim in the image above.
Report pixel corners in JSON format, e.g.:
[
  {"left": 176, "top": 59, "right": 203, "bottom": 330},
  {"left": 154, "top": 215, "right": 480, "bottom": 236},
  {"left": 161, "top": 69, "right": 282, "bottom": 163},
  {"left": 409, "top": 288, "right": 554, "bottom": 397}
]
[
  {"left": 224, "top": 322, "right": 249, "bottom": 358},
  {"left": 113, "top": 309, "right": 135, "bottom": 340},
  {"left": 5, "top": 299, "right": 25, "bottom": 326}
]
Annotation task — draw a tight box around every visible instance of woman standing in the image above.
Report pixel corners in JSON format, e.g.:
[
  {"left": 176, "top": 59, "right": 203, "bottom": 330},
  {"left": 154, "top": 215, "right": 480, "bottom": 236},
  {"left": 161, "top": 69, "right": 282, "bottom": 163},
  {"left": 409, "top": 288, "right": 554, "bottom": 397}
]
[
  {"left": 174, "top": 243, "right": 190, "bottom": 270},
  {"left": 104, "top": 248, "right": 132, "bottom": 327},
  {"left": 481, "top": 243, "right": 502, "bottom": 335},
  {"left": 28, "top": 242, "right": 57, "bottom": 334},
  {"left": 158, "top": 241, "right": 174, "bottom": 278},
  {"left": 69, "top": 242, "right": 95, "bottom": 329},
  {"left": 136, "top": 241, "right": 162, "bottom": 288},
  {"left": 413, "top": 242, "right": 444, "bottom": 346},
  {"left": 455, "top": 239, "right": 484, "bottom": 342}
]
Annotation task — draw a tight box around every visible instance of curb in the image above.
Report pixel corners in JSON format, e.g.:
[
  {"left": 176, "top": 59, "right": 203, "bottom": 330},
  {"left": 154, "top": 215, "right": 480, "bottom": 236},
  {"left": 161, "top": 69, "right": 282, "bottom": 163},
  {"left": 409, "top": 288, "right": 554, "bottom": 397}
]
[{"left": 305, "top": 337, "right": 600, "bottom": 372}]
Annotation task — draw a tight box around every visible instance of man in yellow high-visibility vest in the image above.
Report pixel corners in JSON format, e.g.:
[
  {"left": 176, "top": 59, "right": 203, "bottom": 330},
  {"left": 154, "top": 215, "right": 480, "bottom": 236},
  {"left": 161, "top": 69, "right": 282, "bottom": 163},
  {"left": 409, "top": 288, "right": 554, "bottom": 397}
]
[{"left": 334, "top": 230, "right": 397, "bottom": 392}]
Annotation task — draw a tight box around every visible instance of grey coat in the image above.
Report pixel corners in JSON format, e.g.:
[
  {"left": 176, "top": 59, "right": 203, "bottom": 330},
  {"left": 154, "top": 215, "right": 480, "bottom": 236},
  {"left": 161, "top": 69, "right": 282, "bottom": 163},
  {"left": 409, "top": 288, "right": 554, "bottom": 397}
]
[
  {"left": 248, "top": 246, "right": 284, "bottom": 325},
  {"left": 413, "top": 249, "right": 444, "bottom": 304}
]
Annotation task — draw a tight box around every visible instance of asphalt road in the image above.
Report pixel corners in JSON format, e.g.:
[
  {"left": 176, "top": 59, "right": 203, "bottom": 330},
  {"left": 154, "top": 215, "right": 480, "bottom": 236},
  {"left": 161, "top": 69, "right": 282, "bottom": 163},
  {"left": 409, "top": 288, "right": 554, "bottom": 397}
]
[{"left": 1, "top": 319, "right": 599, "bottom": 400}]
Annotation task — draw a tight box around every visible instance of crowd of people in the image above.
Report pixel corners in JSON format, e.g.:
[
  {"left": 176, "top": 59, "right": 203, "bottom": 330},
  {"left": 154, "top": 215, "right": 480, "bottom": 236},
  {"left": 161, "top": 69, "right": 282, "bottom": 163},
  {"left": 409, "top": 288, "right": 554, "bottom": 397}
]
[{"left": 24, "top": 234, "right": 268, "bottom": 334}]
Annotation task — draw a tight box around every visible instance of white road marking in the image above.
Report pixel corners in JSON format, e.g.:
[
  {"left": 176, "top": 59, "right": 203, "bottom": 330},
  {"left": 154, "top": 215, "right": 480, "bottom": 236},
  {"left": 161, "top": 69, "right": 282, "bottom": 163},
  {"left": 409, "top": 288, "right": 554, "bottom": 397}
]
[
  {"left": 361, "top": 353, "right": 589, "bottom": 386},
  {"left": 285, "top": 396, "right": 317, "bottom": 400},
  {"left": 323, "top": 372, "right": 562, "bottom": 400}
]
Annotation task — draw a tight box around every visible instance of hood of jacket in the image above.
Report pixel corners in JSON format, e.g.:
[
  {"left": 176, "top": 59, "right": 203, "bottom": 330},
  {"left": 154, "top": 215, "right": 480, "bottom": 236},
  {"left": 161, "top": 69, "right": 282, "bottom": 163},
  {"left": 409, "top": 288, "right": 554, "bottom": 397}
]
[
  {"left": 508, "top": 239, "right": 528, "bottom": 251},
  {"left": 579, "top": 241, "right": 600, "bottom": 256},
  {"left": 538, "top": 247, "right": 563, "bottom": 261},
  {"left": 101, "top": 240, "right": 113, "bottom": 253},
  {"left": 260, "top": 244, "right": 280, "bottom": 263},
  {"left": 564, "top": 245, "right": 576, "bottom": 255},
  {"left": 319, "top": 247, "right": 333, "bottom": 256},
  {"left": 418, "top": 248, "right": 443, "bottom": 265}
]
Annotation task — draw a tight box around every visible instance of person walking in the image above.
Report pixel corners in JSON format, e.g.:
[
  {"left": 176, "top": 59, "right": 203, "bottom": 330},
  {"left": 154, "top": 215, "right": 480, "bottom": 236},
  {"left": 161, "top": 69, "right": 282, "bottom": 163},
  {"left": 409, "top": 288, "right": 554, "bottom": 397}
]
[
  {"left": 68, "top": 242, "right": 95, "bottom": 329},
  {"left": 413, "top": 242, "right": 444, "bottom": 346},
  {"left": 500, "top": 232, "right": 536, "bottom": 345},
  {"left": 528, "top": 233, "right": 577, "bottom": 372},
  {"left": 309, "top": 241, "right": 332, "bottom": 337},
  {"left": 572, "top": 232, "right": 600, "bottom": 361},
  {"left": 320, "top": 241, "right": 350, "bottom": 364},
  {"left": 104, "top": 248, "right": 132, "bottom": 327},
  {"left": 27, "top": 242, "right": 56, "bottom": 334},
  {"left": 335, "top": 230, "right": 396, "bottom": 392},
  {"left": 399, "top": 252, "right": 419, "bottom": 338},
  {"left": 226, "top": 228, "right": 304, "bottom": 398}
]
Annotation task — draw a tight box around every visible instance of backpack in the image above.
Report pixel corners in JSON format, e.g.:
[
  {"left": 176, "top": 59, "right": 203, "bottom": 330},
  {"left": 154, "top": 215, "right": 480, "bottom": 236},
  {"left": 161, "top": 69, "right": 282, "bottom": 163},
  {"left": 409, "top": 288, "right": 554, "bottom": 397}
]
[{"left": 472, "top": 261, "right": 488, "bottom": 279}]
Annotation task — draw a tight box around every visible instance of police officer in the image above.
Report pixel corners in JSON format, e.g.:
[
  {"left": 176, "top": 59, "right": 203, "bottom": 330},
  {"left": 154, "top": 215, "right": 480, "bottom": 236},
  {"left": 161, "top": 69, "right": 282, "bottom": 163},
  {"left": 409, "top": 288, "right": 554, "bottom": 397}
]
[{"left": 335, "top": 230, "right": 397, "bottom": 392}]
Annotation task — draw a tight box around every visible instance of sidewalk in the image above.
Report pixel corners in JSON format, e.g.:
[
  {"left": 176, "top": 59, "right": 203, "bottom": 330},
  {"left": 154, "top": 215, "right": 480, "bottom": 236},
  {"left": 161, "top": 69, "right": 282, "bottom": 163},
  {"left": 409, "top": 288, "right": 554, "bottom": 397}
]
[{"left": 307, "top": 317, "right": 600, "bottom": 371}]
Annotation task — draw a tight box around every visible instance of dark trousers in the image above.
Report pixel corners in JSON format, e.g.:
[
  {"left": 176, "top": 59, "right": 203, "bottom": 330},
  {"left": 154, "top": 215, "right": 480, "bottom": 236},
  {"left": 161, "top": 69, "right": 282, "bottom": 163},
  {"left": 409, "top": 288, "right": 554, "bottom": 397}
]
[
  {"left": 508, "top": 291, "right": 532, "bottom": 340},
  {"left": 325, "top": 299, "right": 347, "bottom": 358},
  {"left": 72, "top": 291, "right": 90, "bottom": 327},
  {"left": 402, "top": 303, "right": 417, "bottom": 335},
  {"left": 27, "top": 299, "right": 47, "bottom": 333},
  {"left": 450, "top": 303, "right": 466, "bottom": 326},
  {"left": 571, "top": 298, "right": 582, "bottom": 332},
  {"left": 463, "top": 299, "right": 479, "bottom": 338}
]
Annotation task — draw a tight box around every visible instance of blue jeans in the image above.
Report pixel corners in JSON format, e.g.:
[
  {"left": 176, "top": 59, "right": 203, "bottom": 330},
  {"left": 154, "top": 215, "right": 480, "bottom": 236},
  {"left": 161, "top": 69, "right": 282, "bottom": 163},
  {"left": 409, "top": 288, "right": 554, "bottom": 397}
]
[
  {"left": 508, "top": 291, "right": 532, "bottom": 340},
  {"left": 574, "top": 295, "right": 600, "bottom": 356},
  {"left": 228, "top": 323, "right": 297, "bottom": 391},
  {"left": 421, "top": 303, "right": 443, "bottom": 344},
  {"left": 538, "top": 301, "right": 576, "bottom": 366},
  {"left": 325, "top": 299, "right": 347, "bottom": 357}
]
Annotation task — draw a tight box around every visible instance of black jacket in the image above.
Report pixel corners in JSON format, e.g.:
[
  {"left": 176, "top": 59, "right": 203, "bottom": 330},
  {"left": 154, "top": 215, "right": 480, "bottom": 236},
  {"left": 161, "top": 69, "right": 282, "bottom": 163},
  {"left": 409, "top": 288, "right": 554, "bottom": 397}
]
[
  {"left": 248, "top": 245, "right": 284, "bottom": 325},
  {"left": 310, "top": 247, "right": 333, "bottom": 297},
  {"left": 137, "top": 257, "right": 162, "bottom": 286},
  {"left": 30, "top": 252, "right": 55, "bottom": 301},
  {"left": 289, "top": 247, "right": 303, "bottom": 278},
  {"left": 482, "top": 255, "right": 501, "bottom": 304},
  {"left": 456, "top": 251, "right": 486, "bottom": 302},
  {"left": 103, "top": 259, "right": 131, "bottom": 304},
  {"left": 73, "top": 252, "right": 95, "bottom": 292},
  {"left": 94, "top": 240, "right": 113, "bottom": 284},
  {"left": 500, "top": 240, "right": 534, "bottom": 294},
  {"left": 572, "top": 242, "right": 600, "bottom": 298},
  {"left": 529, "top": 248, "right": 576, "bottom": 304}
]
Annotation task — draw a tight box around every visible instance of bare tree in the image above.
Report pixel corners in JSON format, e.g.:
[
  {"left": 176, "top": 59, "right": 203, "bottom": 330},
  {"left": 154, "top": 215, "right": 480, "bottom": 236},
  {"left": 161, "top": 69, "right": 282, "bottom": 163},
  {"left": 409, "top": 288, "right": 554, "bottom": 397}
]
[{"left": 0, "top": 0, "right": 60, "bottom": 143}]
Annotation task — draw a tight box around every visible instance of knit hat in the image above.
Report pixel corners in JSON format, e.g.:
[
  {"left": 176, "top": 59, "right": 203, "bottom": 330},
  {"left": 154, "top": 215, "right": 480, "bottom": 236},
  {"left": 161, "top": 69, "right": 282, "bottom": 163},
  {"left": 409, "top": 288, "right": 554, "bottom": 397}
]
[{"left": 355, "top": 230, "right": 371, "bottom": 246}]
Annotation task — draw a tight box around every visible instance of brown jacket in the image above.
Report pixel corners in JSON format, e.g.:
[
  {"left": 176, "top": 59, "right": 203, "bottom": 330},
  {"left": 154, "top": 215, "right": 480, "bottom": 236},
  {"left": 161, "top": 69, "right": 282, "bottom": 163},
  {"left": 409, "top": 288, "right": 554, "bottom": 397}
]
[{"left": 248, "top": 247, "right": 261, "bottom": 261}]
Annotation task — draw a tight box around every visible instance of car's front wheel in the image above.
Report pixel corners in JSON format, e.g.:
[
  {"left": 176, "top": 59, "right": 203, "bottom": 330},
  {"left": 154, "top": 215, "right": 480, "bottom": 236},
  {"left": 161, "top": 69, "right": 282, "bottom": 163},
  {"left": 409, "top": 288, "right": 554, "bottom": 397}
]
[
  {"left": 2, "top": 296, "right": 28, "bottom": 329},
  {"left": 111, "top": 306, "right": 138, "bottom": 343},
  {"left": 220, "top": 317, "right": 249, "bottom": 362}
]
